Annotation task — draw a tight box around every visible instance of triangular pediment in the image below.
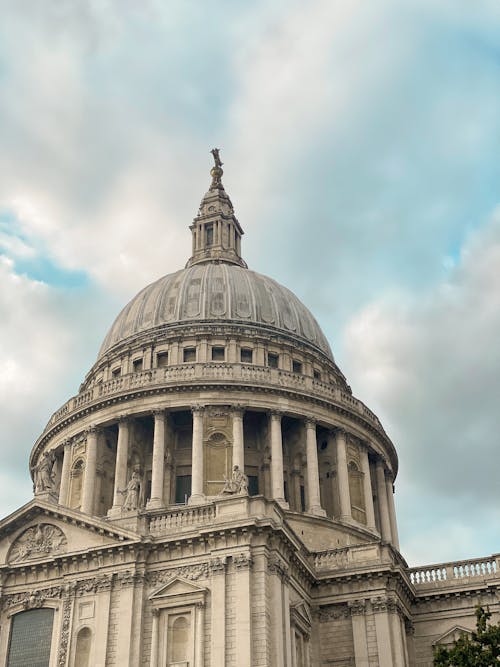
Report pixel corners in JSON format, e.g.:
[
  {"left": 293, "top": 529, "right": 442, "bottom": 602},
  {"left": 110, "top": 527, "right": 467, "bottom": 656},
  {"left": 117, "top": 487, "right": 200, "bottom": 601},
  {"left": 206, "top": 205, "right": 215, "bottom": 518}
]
[
  {"left": 433, "top": 625, "right": 472, "bottom": 646},
  {"left": 290, "top": 600, "right": 312, "bottom": 628},
  {"left": 0, "top": 499, "right": 140, "bottom": 566},
  {"left": 150, "top": 576, "right": 207, "bottom": 601}
]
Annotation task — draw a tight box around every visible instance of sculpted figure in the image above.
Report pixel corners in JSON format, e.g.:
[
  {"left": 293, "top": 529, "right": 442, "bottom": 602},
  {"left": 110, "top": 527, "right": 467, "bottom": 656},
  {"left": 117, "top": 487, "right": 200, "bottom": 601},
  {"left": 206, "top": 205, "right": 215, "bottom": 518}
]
[
  {"left": 211, "top": 147, "right": 223, "bottom": 168},
  {"left": 122, "top": 470, "right": 142, "bottom": 511},
  {"left": 221, "top": 465, "right": 248, "bottom": 495},
  {"left": 33, "top": 451, "right": 56, "bottom": 493}
]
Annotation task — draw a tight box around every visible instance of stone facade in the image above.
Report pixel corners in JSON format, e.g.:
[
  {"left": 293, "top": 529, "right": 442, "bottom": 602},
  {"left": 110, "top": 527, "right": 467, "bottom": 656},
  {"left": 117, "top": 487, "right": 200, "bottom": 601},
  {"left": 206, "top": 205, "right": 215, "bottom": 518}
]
[{"left": 0, "top": 153, "right": 497, "bottom": 666}]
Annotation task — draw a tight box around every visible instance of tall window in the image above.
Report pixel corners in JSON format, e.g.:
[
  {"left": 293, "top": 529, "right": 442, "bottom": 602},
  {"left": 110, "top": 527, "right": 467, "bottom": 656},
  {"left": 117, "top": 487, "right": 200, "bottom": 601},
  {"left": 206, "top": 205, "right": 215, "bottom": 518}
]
[
  {"left": 348, "top": 461, "right": 366, "bottom": 524},
  {"left": 132, "top": 358, "right": 143, "bottom": 372},
  {"left": 268, "top": 352, "right": 279, "bottom": 368},
  {"left": 7, "top": 608, "right": 54, "bottom": 667},
  {"left": 183, "top": 347, "right": 196, "bottom": 363},
  {"left": 168, "top": 615, "right": 190, "bottom": 664},
  {"left": 157, "top": 351, "right": 169, "bottom": 368},
  {"left": 211, "top": 346, "right": 225, "bottom": 361},
  {"left": 206, "top": 224, "right": 214, "bottom": 246},
  {"left": 240, "top": 348, "right": 253, "bottom": 364},
  {"left": 69, "top": 459, "right": 85, "bottom": 509}
]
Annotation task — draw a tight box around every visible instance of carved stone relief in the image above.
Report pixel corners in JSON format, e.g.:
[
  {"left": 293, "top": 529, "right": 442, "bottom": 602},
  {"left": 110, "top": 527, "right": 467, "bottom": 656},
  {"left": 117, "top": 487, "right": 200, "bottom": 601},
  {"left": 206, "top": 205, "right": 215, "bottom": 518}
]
[{"left": 8, "top": 524, "right": 67, "bottom": 563}]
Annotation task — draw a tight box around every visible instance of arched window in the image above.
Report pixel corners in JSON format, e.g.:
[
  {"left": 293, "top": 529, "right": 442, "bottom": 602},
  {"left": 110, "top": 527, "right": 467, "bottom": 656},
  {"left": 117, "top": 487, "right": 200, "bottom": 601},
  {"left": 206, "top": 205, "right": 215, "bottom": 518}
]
[
  {"left": 348, "top": 461, "right": 367, "bottom": 524},
  {"left": 69, "top": 459, "right": 85, "bottom": 510},
  {"left": 74, "top": 627, "right": 92, "bottom": 667},
  {"left": 168, "top": 614, "right": 190, "bottom": 664},
  {"left": 205, "top": 432, "right": 231, "bottom": 496},
  {"left": 7, "top": 608, "right": 54, "bottom": 667}
]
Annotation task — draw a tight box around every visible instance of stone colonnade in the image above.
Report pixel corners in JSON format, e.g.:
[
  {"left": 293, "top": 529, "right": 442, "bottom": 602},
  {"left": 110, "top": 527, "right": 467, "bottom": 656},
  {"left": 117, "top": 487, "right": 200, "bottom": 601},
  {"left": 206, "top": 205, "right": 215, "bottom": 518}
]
[{"left": 56, "top": 405, "right": 399, "bottom": 546}]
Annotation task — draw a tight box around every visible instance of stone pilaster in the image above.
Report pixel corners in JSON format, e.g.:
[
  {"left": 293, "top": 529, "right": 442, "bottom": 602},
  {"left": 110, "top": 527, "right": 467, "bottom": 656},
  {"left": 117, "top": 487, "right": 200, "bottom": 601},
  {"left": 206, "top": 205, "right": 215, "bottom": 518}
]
[
  {"left": 232, "top": 406, "right": 245, "bottom": 471},
  {"left": 386, "top": 473, "right": 400, "bottom": 550},
  {"left": 147, "top": 410, "right": 166, "bottom": 510},
  {"left": 269, "top": 412, "right": 288, "bottom": 508},
  {"left": 376, "top": 460, "right": 392, "bottom": 542},
  {"left": 111, "top": 417, "right": 130, "bottom": 513},
  {"left": 58, "top": 439, "right": 72, "bottom": 506},
  {"left": 360, "top": 444, "right": 376, "bottom": 530}
]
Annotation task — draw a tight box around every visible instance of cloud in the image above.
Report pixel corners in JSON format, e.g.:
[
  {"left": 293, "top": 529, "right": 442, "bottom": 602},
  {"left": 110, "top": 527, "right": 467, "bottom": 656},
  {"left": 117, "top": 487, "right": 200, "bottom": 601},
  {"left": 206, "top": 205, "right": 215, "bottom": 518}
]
[{"left": 342, "top": 205, "right": 500, "bottom": 564}]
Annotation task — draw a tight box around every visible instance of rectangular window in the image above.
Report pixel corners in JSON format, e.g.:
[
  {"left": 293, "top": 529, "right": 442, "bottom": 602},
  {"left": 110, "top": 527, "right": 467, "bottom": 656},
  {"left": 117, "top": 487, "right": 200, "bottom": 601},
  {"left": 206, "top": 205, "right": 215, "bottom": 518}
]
[
  {"left": 132, "top": 358, "right": 143, "bottom": 372},
  {"left": 112, "top": 367, "right": 121, "bottom": 377},
  {"left": 157, "top": 351, "right": 169, "bottom": 368},
  {"left": 206, "top": 224, "right": 214, "bottom": 246},
  {"left": 211, "top": 346, "right": 225, "bottom": 361},
  {"left": 292, "top": 360, "right": 303, "bottom": 374},
  {"left": 175, "top": 475, "right": 192, "bottom": 503},
  {"left": 313, "top": 369, "right": 321, "bottom": 380},
  {"left": 8, "top": 608, "right": 55, "bottom": 667},
  {"left": 240, "top": 348, "right": 253, "bottom": 364},
  {"left": 268, "top": 352, "right": 279, "bottom": 368},
  {"left": 183, "top": 347, "right": 196, "bottom": 363},
  {"left": 248, "top": 475, "right": 259, "bottom": 496}
]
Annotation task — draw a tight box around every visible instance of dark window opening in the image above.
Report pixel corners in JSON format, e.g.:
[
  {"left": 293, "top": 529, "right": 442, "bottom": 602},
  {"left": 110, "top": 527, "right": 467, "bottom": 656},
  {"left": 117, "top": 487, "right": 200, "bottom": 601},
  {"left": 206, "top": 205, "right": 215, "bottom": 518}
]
[
  {"left": 183, "top": 347, "right": 196, "bottom": 363},
  {"left": 300, "top": 485, "right": 306, "bottom": 512},
  {"left": 112, "top": 367, "right": 121, "bottom": 378},
  {"left": 268, "top": 352, "right": 279, "bottom": 368},
  {"left": 284, "top": 480, "right": 289, "bottom": 503},
  {"left": 248, "top": 475, "right": 259, "bottom": 496},
  {"left": 175, "top": 475, "right": 192, "bottom": 504},
  {"left": 292, "top": 360, "right": 302, "bottom": 374},
  {"left": 132, "top": 358, "right": 143, "bottom": 372},
  {"left": 7, "top": 608, "right": 54, "bottom": 667},
  {"left": 157, "top": 351, "right": 168, "bottom": 368},
  {"left": 320, "top": 440, "right": 328, "bottom": 450},
  {"left": 206, "top": 225, "right": 214, "bottom": 246},
  {"left": 240, "top": 348, "right": 253, "bottom": 364},
  {"left": 211, "top": 346, "right": 225, "bottom": 361},
  {"left": 313, "top": 369, "right": 321, "bottom": 380}
]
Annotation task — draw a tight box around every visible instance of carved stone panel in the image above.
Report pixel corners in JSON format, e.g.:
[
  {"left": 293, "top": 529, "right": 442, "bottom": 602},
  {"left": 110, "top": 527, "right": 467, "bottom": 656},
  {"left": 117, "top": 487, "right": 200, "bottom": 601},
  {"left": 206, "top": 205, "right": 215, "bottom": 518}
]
[{"left": 8, "top": 523, "right": 68, "bottom": 563}]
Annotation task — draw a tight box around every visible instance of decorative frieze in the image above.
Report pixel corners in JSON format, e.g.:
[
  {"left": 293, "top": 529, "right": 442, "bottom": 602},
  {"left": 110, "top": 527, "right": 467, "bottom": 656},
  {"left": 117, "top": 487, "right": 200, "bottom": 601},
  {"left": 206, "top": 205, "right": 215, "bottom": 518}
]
[
  {"left": 57, "top": 597, "right": 72, "bottom": 667},
  {"left": 317, "top": 604, "right": 350, "bottom": 622}
]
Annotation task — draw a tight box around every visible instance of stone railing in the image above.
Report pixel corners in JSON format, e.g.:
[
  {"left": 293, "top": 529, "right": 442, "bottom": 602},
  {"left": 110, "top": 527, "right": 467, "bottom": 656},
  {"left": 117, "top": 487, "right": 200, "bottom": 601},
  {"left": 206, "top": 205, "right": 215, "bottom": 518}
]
[
  {"left": 313, "top": 542, "right": 391, "bottom": 572},
  {"left": 147, "top": 503, "right": 217, "bottom": 535},
  {"left": 409, "top": 555, "right": 499, "bottom": 586},
  {"left": 41, "top": 362, "right": 384, "bottom": 436}
]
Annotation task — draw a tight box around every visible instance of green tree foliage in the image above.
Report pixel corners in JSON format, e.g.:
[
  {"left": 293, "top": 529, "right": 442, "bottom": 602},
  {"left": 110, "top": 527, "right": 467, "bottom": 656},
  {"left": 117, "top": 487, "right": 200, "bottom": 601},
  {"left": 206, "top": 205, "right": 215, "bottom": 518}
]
[{"left": 434, "top": 606, "right": 500, "bottom": 666}]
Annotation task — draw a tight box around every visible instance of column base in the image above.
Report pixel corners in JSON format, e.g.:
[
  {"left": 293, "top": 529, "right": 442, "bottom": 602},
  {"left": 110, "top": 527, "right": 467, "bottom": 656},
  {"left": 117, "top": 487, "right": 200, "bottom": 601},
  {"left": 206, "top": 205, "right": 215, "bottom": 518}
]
[
  {"left": 146, "top": 498, "right": 164, "bottom": 510},
  {"left": 307, "top": 506, "right": 327, "bottom": 517},
  {"left": 188, "top": 494, "right": 207, "bottom": 506}
]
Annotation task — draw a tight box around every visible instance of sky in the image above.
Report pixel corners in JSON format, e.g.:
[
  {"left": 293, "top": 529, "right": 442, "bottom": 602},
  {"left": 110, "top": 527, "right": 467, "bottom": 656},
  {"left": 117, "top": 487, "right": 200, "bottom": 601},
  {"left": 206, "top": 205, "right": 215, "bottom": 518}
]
[{"left": 0, "top": 0, "right": 499, "bottom": 566}]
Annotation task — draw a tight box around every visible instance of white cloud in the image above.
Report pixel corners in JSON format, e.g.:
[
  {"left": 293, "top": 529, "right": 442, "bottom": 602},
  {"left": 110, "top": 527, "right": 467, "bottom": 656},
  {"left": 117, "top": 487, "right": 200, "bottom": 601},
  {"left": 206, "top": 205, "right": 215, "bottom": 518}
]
[{"left": 342, "top": 205, "right": 500, "bottom": 564}]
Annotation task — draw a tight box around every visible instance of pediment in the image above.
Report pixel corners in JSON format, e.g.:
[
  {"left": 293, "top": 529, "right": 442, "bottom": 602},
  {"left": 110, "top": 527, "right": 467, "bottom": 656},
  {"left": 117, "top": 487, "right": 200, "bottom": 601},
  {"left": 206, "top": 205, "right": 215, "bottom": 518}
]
[
  {"left": 150, "top": 576, "right": 207, "bottom": 601},
  {"left": 0, "top": 499, "right": 139, "bottom": 566},
  {"left": 433, "top": 625, "right": 472, "bottom": 646},
  {"left": 290, "top": 600, "right": 312, "bottom": 628}
]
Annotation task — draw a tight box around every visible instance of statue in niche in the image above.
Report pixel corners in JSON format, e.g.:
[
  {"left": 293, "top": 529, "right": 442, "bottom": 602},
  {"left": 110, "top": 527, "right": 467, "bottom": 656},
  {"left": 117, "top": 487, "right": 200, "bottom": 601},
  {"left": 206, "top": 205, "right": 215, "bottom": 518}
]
[
  {"left": 121, "top": 469, "right": 142, "bottom": 511},
  {"left": 221, "top": 465, "right": 249, "bottom": 495},
  {"left": 9, "top": 523, "right": 67, "bottom": 563},
  {"left": 32, "top": 451, "right": 56, "bottom": 494}
]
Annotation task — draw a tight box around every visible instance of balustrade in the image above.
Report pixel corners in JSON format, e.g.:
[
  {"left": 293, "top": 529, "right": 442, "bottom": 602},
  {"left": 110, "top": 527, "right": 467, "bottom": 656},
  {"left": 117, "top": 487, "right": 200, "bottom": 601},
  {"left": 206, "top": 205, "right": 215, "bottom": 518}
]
[
  {"left": 41, "top": 362, "right": 385, "bottom": 440},
  {"left": 409, "top": 556, "right": 498, "bottom": 586},
  {"left": 148, "top": 503, "right": 217, "bottom": 535}
]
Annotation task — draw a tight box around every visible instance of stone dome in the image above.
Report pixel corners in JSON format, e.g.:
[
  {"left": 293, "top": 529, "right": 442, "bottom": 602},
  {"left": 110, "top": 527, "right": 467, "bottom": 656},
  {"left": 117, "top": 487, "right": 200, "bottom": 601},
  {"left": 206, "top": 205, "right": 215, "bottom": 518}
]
[{"left": 98, "top": 263, "right": 334, "bottom": 361}]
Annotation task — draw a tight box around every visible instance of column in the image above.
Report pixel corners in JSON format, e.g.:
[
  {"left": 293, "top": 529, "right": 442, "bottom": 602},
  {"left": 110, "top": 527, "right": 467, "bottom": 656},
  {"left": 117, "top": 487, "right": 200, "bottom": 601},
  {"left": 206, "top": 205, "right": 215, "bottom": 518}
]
[
  {"left": 111, "top": 417, "right": 130, "bottom": 511},
  {"left": 148, "top": 410, "right": 166, "bottom": 509},
  {"left": 373, "top": 603, "right": 393, "bottom": 666},
  {"left": 335, "top": 429, "right": 351, "bottom": 521},
  {"left": 210, "top": 562, "right": 226, "bottom": 665},
  {"left": 232, "top": 407, "right": 245, "bottom": 471},
  {"left": 195, "top": 602, "right": 205, "bottom": 666},
  {"left": 359, "top": 445, "right": 376, "bottom": 530},
  {"left": 269, "top": 412, "right": 288, "bottom": 508},
  {"left": 58, "top": 439, "right": 72, "bottom": 506},
  {"left": 234, "top": 557, "right": 252, "bottom": 667},
  {"left": 305, "top": 420, "right": 326, "bottom": 516},
  {"left": 149, "top": 609, "right": 160, "bottom": 667},
  {"left": 390, "top": 609, "right": 406, "bottom": 667},
  {"left": 386, "top": 473, "right": 400, "bottom": 550},
  {"left": 81, "top": 426, "right": 98, "bottom": 514},
  {"left": 190, "top": 406, "right": 204, "bottom": 504},
  {"left": 376, "top": 460, "right": 392, "bottom": 542},
  {"left": 350, "top": 602, "right": 369, "bottom": 666}
]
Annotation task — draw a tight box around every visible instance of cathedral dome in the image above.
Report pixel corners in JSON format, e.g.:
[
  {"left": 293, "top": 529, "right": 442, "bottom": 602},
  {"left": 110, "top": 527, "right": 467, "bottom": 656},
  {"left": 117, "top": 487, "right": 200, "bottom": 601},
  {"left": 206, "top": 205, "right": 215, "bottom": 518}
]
[{"left": 98, "top": 264, "right": 333, "bottom": 361}]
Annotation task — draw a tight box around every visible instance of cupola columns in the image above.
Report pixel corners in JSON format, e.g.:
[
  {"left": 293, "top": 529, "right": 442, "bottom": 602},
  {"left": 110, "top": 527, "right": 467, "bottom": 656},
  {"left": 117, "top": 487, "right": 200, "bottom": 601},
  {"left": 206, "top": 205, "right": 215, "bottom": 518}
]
[
  {"left": 110, "top": 418, "right": 130, "bottom": 513},
  {"left": 305, "top": 420, "right": 326, "bottom": 516},
  {"left": 81, "top": 426, "right": 98, "bottom": 515},
  {"left": 360, "top": 445, "right": 376, "bottom": 530},
  {"left": 335, "top": 429, "right": 352, "bottom": 521},
  {"left": 147, "top": 410, "right": 166, "bottom": 510},
  {"left": 270, "top": 412, "right": 288, "bottom": 508},
  {"left": 190, "top": 406, "right": 205, "bottom": 504},
  {"left": 376, "top": 460, "right": 393, "bottom": 542}
]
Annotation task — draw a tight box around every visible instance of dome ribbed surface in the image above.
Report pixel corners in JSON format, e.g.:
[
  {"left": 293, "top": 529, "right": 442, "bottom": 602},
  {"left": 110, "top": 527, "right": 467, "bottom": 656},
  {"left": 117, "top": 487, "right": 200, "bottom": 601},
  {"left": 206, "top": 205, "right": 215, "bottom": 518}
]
[{"left": 98, "top": 264, "right": 333, "bottom": 360}]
